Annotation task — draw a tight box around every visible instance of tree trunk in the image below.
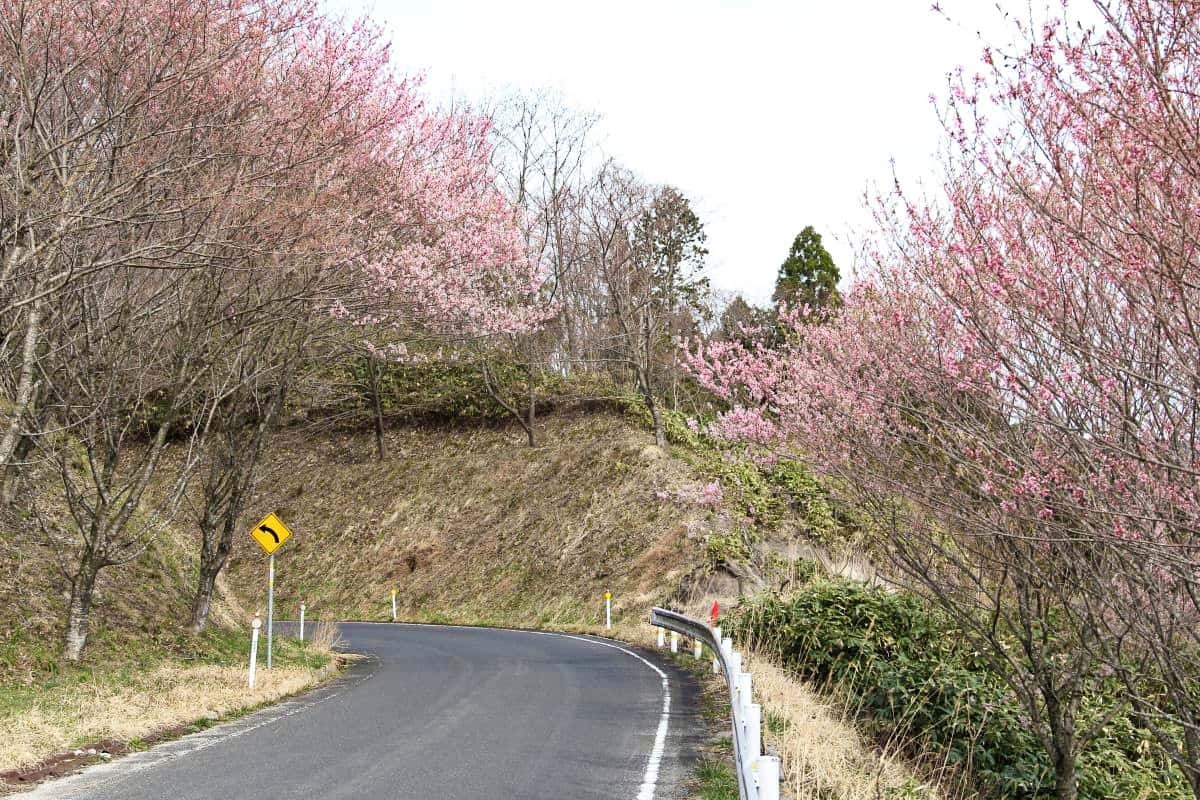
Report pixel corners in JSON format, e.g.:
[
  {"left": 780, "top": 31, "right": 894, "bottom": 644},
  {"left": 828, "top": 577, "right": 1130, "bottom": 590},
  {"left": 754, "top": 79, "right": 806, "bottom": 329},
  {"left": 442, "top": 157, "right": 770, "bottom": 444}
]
[
  {"left": 1185, "top": 756, "right": 1200, "bottom": 800},
  {"left": 1047, "top": 694, "right": 1079, "bottom": 800},
  {"left": 1, "top": 432, "right": 34, "bottom": 505},
  {"left": 645, "top": 390, "right": 666, "bottom": 449},
  {"left": 1052, "top": 746, "right": 1078, "bottom": 800},
  {"left": 480, "top": 360, "right": 535, "bottom": 447},
  {"left": 525, "top": 361, "right": 537, "bottom": 448},
  {"left": 0, "top": 299, "right": 42, "bottom": 469},
  {"left": 367, "top": 356, "right": 386, "bottom": 461},
  {"left": 191, "top": 383, "right": 286, "bottom": 633},
  {"left": 190, "top": 512, "right": 235, "bottom": 633},
  {"left": 640, "top": 313, "right": 666, "bottom": 448},
  {"left": 62, "top": 550, "right": 101, "bottom": 662}
]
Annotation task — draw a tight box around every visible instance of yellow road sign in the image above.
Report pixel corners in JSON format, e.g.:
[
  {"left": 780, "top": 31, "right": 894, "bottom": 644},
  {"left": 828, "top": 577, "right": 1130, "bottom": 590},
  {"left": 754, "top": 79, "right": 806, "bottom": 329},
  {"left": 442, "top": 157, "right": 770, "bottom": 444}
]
[{"left": 250, "top": 512, "right": 293, "bottom": 555}]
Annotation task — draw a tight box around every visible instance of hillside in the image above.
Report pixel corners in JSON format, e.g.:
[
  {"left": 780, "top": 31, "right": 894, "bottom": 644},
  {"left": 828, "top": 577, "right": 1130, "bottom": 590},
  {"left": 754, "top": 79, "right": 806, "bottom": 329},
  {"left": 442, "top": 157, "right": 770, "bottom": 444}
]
[
  {"left": 0, "top": 464, "right": 334, "bottom": 781},
  {"left": 2, "top": 412, "right": 725, "bottom": 677},
  {"left": 224, "top": 413, "right": 712, "bottom": 627},
  {"left": 0, "top": 485, "right": 244, "bottom": 683}
]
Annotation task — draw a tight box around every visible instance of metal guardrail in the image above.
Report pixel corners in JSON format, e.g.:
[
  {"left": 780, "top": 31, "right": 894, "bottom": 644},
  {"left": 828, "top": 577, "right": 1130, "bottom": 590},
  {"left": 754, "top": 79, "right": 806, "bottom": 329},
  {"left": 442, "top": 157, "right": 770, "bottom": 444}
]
[{"left": 650, "top": 607, "right": 780, "bottom": 800}]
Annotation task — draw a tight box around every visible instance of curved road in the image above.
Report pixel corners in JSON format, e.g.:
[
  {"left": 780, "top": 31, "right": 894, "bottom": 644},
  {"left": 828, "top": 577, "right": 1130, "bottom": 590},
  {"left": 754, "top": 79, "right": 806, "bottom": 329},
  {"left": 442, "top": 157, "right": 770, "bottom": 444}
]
[{"left": 27, "top": 623, "right": 703, "bottom": 799}]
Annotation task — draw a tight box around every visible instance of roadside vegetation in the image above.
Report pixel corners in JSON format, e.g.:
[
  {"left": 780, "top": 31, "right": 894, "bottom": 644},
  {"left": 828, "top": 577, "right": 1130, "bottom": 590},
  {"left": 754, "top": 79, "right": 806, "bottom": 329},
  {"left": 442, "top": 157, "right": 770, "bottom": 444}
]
[
  {"left": 0, "top": 623, "right": 341, "bottom": 777},
  {"left": 742, "top": 651, "right": 939, "bottom": 800},
  {"left": 684, "top": 3, "right": 1200, "bottom": 799},
  {"left": 727, "top": 577, "right": 1188, "bottom": 799}
]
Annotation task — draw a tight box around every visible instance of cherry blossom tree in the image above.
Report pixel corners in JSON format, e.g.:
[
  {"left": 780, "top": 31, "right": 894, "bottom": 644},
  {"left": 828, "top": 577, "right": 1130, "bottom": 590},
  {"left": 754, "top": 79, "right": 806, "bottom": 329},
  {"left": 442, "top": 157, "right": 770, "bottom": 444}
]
[
  {"left": 0, "top": 0, "right": 547, "bottom": 654},
  {"left": 688, "top": 1, "right": 1200, "bottom": 796}
]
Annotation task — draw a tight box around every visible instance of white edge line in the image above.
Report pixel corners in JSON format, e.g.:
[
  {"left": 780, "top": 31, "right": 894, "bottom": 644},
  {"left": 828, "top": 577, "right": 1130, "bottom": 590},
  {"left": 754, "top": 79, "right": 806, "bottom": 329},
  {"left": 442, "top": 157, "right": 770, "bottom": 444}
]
[
  {"left": 18, "top": 663, "right": 375, "bottom": 799},
  {"left": 523, "top": 630, "right": 671, "bottom": 800}
]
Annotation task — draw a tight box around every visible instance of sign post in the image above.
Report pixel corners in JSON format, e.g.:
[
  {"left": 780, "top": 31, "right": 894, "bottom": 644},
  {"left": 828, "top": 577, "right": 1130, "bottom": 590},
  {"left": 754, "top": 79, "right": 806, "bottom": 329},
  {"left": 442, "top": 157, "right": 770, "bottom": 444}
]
[
  {"left": 604, "top": 591, "right": 612, "bottom": 630},
  {"left": 248, "top": 511, "right": 295, "bottom": 671},
  {"left": 267, "top": 555, "right": 275, "bottom": 668}
]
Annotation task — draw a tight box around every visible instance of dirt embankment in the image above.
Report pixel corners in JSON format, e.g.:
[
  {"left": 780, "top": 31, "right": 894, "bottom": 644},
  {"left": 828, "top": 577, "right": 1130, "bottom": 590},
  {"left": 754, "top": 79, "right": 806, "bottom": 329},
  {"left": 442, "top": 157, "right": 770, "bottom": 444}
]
[{"left": 226, "top": 414, "right": 713, "bottom": 627}]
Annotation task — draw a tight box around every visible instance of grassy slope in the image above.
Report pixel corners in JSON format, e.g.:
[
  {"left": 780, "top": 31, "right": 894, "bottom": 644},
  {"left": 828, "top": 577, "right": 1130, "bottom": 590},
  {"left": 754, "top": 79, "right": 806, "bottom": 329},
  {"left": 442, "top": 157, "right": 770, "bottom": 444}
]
[
  {"left": 0, "top": 452, "right": 325, "bottom": 776},
  {"left": 226, "top": 413, "right": 709, "bottom": 627},
  {"left": 2, "top": 411, "right": 716, "bottom": 684},
  {"left": 0, "top": 491, "right": 244, "bottom": 685}
]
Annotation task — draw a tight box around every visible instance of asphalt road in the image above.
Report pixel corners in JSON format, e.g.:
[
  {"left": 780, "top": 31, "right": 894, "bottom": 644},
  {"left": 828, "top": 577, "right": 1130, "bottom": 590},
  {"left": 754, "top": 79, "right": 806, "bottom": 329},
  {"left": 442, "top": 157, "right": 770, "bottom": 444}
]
[{"left": 27, "top": 623, "right": 704, "bottom": 800}]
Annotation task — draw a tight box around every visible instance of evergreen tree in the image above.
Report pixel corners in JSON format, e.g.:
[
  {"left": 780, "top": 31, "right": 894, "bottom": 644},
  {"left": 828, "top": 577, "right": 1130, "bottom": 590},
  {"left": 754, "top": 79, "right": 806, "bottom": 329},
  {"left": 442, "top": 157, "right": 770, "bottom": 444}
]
[{"left": 772, "top": 226, "right": 841, "bottom": 312}]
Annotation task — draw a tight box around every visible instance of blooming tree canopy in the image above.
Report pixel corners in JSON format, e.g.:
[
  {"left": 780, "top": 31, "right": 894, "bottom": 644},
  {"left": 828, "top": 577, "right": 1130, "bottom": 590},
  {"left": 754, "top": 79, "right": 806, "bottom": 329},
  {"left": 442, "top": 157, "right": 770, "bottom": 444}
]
[{"left": 687, "top": 1, "right": 1200, "bottom": 795}]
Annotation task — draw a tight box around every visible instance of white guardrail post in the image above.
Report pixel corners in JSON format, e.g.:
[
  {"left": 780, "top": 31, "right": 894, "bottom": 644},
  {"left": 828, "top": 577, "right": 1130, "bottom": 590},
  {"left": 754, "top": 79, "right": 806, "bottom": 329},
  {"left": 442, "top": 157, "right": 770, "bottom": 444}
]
[
  {"left": 299, "top": 602, "right": 306, "bottom": 642},
  {"left": 738, "top": 672, "right": 753, "bottom": 716},
  {"left": 248, "top": 613, "right": 261, "bottom": 689},
  {"left": 745, "top": 703, "right": 762, "bottom": 759},
  {"left": 650, "top": 607, "right": 779, "bottom": 800},
  {"left": 753, "top": 756, "right": 781, "bottom": 800}
]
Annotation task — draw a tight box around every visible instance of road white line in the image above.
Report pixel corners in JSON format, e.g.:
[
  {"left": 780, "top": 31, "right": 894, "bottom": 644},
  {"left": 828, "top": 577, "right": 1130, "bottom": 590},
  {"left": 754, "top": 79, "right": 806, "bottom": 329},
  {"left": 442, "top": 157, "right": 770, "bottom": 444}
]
[
  {"left": 25, "top": 623, "right": 674, "bottom": 800},
  {"left": 525, "top": 630, "right": 672, "bottom": 800}
]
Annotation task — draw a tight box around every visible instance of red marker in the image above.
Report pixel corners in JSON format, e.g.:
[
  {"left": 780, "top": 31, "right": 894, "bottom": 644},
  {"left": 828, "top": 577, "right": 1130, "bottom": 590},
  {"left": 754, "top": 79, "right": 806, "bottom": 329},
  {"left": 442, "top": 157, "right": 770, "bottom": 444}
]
[{"left": 710, "top": 600, "right": 720, "bottom": 623}]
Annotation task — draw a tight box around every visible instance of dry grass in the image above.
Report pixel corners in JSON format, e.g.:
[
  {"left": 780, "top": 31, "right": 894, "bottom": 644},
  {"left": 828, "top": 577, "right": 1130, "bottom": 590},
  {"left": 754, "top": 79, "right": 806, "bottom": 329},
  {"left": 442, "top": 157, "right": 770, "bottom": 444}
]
[
  {"left": 305, "top": 620, "right": 343, "bottom": 653},
  {"left": 743, "top": 651, "right": 951, "bottom": 800},
  {"left": 0, "top": 649, "right": 338, "bottom": 773},
  {"left": 226, "top": 414, "right": 707, "bottom": 628}
]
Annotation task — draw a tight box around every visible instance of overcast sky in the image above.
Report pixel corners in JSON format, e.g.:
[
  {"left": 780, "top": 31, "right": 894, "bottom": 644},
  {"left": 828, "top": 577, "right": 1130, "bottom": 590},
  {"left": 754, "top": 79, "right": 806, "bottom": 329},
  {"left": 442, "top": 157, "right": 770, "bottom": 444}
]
[{"left": 328, "top": 1, "right": 1015, "bottom": 304}]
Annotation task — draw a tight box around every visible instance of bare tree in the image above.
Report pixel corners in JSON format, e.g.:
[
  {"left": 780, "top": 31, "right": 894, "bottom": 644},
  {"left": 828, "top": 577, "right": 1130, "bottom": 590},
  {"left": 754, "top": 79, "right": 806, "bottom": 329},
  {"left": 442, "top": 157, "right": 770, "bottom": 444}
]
[
  {"left": 39, "top": 267, "right": 209, "bottom": 661},
  {"left": 582, "top": 165, "right": 708, "bottom": 447}
]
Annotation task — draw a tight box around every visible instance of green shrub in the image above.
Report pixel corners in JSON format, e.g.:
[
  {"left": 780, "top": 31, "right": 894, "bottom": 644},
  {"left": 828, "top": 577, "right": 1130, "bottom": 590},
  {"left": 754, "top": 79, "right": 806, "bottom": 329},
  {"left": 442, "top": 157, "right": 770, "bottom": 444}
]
[
  {"left": 628, "top": 404, "right": 850, "bottom": 544},
  {"left": 727, "top": 581, "right": 1188, "bottom": 799}
]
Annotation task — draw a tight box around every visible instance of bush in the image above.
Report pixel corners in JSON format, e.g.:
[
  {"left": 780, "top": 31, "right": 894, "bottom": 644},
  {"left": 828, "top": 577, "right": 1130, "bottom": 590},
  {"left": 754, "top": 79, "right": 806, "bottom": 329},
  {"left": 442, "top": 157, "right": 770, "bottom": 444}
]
[
  {"left": 629, "top": 404, "right": 850, "bottom": 542},
  {"left": 727, "top": 581, "right": 1188, "bottom": 799}
]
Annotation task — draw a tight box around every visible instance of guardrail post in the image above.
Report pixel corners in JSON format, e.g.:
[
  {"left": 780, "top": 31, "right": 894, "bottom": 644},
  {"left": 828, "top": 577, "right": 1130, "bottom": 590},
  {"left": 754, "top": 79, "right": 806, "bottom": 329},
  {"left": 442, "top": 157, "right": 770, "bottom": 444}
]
[
  {"left": 693, "top": 638, "right": 703, "bottom": 659},
  {"left": 670, "top": 630, "right": 679, "bottom": 653},
  {"left": 738, "top": 671, "right": 753, "bottom": 716},
  {"left": 745, "top": 703, "right": 762, "bottom": 757},
  {"left": 752, "top": 755, "right": 781, "bottom": 800},
  {"left": 248, "top": 613, "right": 261, "bottom": 689},
  {"left": 656, "top": 627, "right": 665, "bottom": 648},
  {"left": 299, "top": 603, "right": 306, "bottom": 642}
]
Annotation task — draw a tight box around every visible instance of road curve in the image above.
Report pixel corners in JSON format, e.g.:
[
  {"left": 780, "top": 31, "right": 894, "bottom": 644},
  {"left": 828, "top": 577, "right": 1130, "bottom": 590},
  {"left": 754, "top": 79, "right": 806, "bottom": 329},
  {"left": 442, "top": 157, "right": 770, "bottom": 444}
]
[{"left": 26, "top": 623, "right": 704, "bottom": 800}]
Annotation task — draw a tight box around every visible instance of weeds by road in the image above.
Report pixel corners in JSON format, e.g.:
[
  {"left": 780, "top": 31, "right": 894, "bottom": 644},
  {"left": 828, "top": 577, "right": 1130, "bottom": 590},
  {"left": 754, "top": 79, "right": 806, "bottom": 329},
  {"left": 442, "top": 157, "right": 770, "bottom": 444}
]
[{"left": 0, "top": 624, "right": 341, "bottom": 784}]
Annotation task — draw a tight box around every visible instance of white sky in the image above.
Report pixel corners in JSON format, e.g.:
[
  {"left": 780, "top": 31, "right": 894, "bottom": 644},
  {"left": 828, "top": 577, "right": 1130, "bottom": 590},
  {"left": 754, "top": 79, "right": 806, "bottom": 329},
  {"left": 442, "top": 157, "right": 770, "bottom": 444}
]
[{"left": 328, "top": 0, "right": 1016, "bottom": 305}]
